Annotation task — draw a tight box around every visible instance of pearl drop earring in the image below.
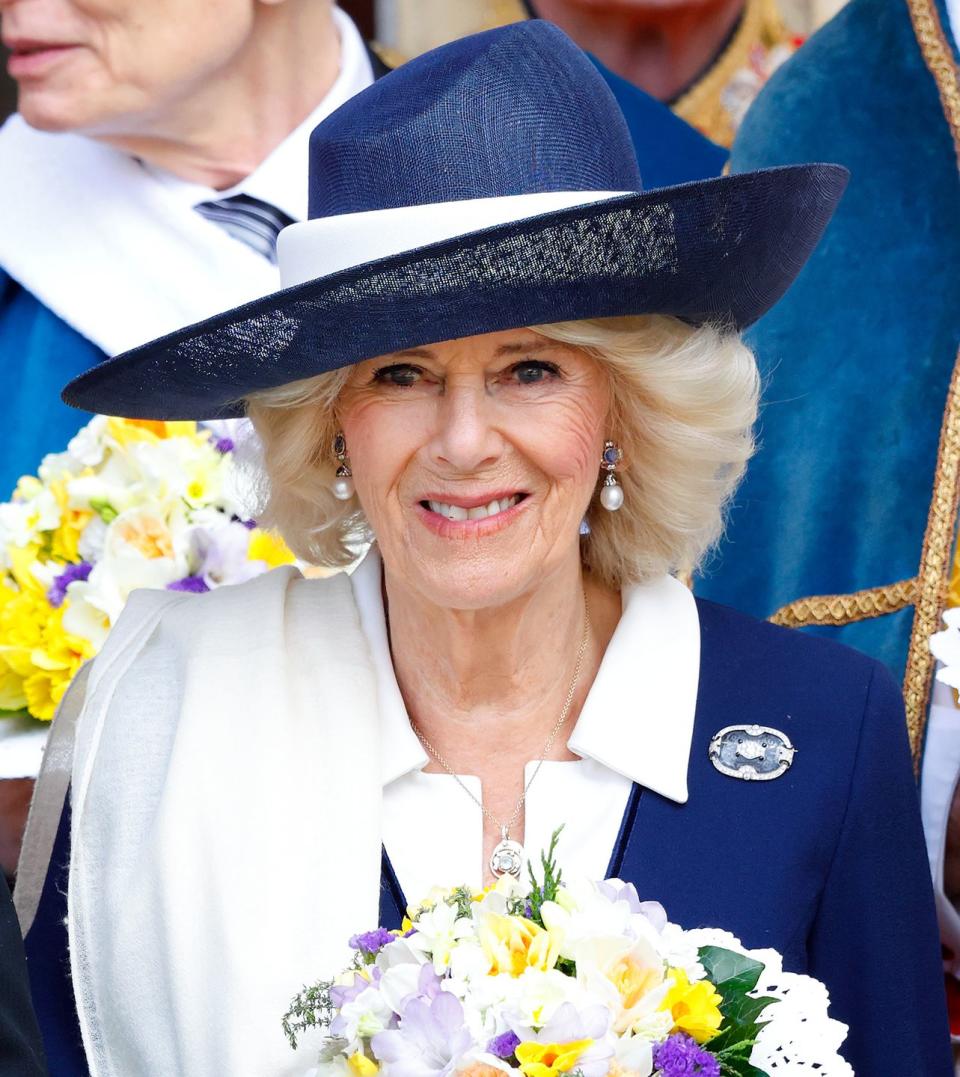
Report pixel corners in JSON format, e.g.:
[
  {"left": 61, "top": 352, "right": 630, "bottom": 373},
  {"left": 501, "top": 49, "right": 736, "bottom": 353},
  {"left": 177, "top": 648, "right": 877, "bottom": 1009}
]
[
  {"left": 599, "top": 440, "right": 624, "bottom": 511},
  {"left": 331, "top": 432, "right": 355, "bottom": 501}
]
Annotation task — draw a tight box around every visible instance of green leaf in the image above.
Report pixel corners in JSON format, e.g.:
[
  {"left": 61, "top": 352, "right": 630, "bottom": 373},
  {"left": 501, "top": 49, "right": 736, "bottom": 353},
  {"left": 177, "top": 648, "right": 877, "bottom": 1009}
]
[
  {"left": 699, "top": 946, "right": 764, "bottom": 996},
  {"left": 720, "top": 992, "right": 776, "bottom": 1029},
  {"left": 718, "top": 1054, "right": 769, "bottom": 1077}
]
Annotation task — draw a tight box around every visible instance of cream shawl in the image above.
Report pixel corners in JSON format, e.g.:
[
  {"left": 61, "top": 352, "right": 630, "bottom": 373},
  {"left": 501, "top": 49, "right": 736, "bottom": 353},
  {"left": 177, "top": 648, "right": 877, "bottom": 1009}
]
[{"left": 19, "top": 566, "right": 383, "bottom": 1075}]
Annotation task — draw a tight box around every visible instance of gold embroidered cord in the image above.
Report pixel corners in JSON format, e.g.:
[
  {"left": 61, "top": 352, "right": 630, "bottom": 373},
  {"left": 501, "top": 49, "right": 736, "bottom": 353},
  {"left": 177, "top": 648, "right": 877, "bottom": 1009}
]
[{"left": 769, "top": 579, "right": 918, "bottom": 628}]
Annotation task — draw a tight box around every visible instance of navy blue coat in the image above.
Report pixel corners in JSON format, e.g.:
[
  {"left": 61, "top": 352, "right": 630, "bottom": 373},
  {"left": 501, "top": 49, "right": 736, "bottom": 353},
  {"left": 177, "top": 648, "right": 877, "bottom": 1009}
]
[{"left": 24, "top": 597, "right": 952, "bottom": 1075}]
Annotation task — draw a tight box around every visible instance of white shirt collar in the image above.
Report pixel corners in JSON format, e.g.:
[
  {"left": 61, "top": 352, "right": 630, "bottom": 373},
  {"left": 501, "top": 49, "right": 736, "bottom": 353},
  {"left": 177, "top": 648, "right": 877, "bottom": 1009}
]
[
  {"left": 145, "top": 6, "right": 374, "bottom": 221},
  {"left": 349, "top": 547, "right": 700, "bottom": 802}
]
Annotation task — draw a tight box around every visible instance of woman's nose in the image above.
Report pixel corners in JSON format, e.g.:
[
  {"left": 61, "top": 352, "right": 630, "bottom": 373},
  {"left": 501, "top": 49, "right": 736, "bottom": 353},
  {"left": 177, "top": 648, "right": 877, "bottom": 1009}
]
[{"left": 428, "top": 383, "right": 503, "bottom": 473}]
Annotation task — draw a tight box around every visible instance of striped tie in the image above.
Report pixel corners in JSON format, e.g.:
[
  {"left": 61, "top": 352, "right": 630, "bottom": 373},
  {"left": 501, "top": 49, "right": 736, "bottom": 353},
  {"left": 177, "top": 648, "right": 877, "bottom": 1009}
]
[{"left": 194, "top": 193, "right": 295, "bottom": 264}]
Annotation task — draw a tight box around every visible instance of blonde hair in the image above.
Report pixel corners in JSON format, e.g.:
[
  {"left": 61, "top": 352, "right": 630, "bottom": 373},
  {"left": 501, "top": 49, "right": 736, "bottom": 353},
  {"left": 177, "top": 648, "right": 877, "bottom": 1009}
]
[{"left": 244, "top": 315, "right": 759, "bottom": 588}]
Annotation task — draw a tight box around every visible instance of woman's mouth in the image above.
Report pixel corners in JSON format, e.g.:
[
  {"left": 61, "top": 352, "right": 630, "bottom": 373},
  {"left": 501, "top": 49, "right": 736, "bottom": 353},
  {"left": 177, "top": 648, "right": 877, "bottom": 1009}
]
[
  {"left": 416, "top": 492, "right": 529, "bottom": 535},
  {"left": 422, "top": 494, "right": 524, "bottom": 521},
  {"left": 6, "top": 42, "right": 80, "bottom": 79}
]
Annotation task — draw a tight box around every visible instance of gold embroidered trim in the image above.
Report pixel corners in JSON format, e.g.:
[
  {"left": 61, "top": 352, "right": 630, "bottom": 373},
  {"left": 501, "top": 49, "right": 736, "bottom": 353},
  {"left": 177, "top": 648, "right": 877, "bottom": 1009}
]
[
  {"left": 769, "top": 579, "right": 918, "bottom": 628},
  {"left": 906, "top": 0, "right": 960, "bottom": 169},
  {"left": 900, "top": 0, "right": 960, "bottom": 768},
  {"left": 902, "top": 351, "right": 960, "bottom": 768},
  {"left": 672, "top": 0, "right": 793, "bottom": 146}
]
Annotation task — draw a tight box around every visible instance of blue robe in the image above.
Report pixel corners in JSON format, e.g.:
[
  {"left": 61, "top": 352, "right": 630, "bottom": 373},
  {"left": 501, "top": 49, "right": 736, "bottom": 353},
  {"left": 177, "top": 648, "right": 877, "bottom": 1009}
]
[
  {"left": 695, "top": 0, "right": 960, "bottom": 686},
  {"left": 0, "top": 270, "right": 103, "bottom": 497},
  {"left": 23, "top": 598, "right": 952, "bottom": 1075}
]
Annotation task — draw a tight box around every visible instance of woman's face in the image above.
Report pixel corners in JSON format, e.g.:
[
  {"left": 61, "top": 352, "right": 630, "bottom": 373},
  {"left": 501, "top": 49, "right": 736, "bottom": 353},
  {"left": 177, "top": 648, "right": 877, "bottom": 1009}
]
[
  {"left": 337, "top": 329, "right": 611, "bottom": 611},
  {"left": 1, "top": 0, "right": 261, "bottom": 133}
]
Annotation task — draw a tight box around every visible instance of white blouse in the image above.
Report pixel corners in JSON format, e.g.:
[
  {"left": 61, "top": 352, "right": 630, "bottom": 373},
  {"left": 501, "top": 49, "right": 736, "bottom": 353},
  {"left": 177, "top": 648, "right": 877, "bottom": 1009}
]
[{"left": 350, "top": 548, "right": 701, "bottom": 906}]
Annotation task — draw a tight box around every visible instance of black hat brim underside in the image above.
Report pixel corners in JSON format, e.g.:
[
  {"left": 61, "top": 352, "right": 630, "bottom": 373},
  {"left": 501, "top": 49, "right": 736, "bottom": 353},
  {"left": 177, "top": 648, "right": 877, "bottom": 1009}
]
[{"left": 63, "top": 164, "right": 848, "bottom": 420}]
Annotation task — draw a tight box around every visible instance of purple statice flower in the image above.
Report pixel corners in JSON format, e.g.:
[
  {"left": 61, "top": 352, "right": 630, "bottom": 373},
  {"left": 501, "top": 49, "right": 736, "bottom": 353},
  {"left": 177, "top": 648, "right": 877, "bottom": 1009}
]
[
  {"left": 47, "top": 561, "right": 92, "bottom": 608},
  {"left": 350, "top": 928, "right": 395, "bottom": 957},
  {"left": 652, "top": 1033, "right": 721, "bottom": 1077},
  {"left": 213, "top": 436, "right": 235, "bottom": 455},
  {"left": 486, "top": 1031, "right": 520, "bottom": 1060},
  {"left": 372, "top": 992, "right": 471, "bottom": 1077},
  {"left": 166, "top": 575, "right": 210, "bottom": 594}
]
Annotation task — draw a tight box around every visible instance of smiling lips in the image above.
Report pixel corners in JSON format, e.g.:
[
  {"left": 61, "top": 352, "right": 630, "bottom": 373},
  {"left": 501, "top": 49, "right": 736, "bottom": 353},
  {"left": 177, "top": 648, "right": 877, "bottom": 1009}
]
[
  {"left": 422, "top": 493, "right": 524, "bottom": 522},
  {"left": 5, "top": 40, "right": 79, "bottom": 77}
]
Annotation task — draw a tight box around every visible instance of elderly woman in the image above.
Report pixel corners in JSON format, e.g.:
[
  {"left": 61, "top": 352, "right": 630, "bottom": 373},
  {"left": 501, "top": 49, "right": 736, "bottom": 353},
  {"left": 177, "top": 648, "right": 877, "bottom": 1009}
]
[{"left": 17, "top": 19, "right": 951, "bottom": 1077}]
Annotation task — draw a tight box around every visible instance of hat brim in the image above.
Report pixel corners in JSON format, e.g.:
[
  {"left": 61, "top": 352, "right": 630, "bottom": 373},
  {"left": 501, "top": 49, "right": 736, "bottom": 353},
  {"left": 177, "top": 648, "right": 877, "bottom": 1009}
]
[{"left": 63, "top": 164, "right": 847, "bottom": 421}]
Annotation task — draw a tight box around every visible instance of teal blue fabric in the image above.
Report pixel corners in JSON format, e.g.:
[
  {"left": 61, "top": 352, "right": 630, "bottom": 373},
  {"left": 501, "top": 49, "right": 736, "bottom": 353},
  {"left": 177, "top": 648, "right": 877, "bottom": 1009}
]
[
  {"left": 696, "top": 0, "right": 960, "bottom": 684},
  {"left": 0, "top": 270, "right": 104, "bottom": 498}
]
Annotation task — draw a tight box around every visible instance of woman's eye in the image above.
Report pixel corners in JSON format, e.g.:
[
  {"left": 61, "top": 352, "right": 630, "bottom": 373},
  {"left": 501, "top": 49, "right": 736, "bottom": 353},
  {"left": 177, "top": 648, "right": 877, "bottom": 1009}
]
[
  {"left": 372, "top": 363, "right": 422, "bottom": 387},
  {"left": 510, "top": 360, "right": 562, "bottom": 385}
]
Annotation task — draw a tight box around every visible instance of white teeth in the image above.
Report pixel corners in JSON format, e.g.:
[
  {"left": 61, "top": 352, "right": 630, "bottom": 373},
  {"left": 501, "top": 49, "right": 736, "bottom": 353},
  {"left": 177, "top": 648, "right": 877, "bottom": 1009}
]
[{"left": 426, "top": 495, "right": 521, "bottom": 521}]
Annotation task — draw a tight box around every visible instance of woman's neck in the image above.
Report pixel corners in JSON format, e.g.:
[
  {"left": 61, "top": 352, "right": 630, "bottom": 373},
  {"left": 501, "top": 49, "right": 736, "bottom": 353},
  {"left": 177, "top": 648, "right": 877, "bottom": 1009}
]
[
  {"left": 93, "top": 3, "right": 341, "bottom": 190},
  {"left": 384, "top": 559, "right": 621, "bottom": 774}
]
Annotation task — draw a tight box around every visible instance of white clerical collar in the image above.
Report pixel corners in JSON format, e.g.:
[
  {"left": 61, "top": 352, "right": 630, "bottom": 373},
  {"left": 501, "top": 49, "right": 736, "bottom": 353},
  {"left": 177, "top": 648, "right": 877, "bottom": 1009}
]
[
  {"left": 143, "top": 6, "right": 373, "bottom": 222},
  {"left": 350, "top": 546, "right": 700, "bottom": 803}
]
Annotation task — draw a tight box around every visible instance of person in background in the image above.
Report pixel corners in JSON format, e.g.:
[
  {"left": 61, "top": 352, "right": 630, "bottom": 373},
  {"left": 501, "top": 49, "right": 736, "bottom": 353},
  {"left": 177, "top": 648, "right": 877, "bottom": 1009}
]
[
  {"left": 511, "top": 0, "right": 800, "bottom": 145},
  {"left": 0, "top": 0, "right": 729, "bottom": 881},
  {"left": 693, "top": 0, "right": 960, "bottom": 1042}
]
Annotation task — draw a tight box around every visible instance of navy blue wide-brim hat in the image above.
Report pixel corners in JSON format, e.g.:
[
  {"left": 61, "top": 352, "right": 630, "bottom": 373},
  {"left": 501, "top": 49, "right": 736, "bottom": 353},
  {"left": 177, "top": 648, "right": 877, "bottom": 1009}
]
[{"left": 63, "top": 20, "right": 848, "bottom": 421}]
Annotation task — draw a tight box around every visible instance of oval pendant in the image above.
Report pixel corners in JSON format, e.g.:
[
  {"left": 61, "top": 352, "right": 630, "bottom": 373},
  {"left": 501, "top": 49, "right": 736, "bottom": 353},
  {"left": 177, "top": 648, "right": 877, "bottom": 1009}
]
[{"left": 489, "top": 838, "right": 524, "bottom": 879}]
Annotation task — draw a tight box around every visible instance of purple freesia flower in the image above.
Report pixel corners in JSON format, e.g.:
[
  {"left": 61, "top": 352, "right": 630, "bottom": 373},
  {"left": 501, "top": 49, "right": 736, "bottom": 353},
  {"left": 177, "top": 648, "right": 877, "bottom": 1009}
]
[
  {"left": 48, "top": 562, "right": 92, "bottom": 607},
  {"left": 213, "top": 436, "right": 235, "bottom": 455},
  {"left": 166, "top": 575, "right": 210, "bottom": 594},
  {"left": 350, "top": 928, "right": 395, "bottom": 957},
  {"left": 487, "top": 1031, "right": 520, "bottom": 1060},
  {"left": 652, "top": 1033, "right": 720, "bottom": 1077},
  {"left": 597, "top": 880, "right": 667, "bottom": 931},
  {"left": 330, "top": 972, "right": 370, "bottom": 1010},
  {"left": 372, "top": 992, "right": 471, "bottom": 1077}
]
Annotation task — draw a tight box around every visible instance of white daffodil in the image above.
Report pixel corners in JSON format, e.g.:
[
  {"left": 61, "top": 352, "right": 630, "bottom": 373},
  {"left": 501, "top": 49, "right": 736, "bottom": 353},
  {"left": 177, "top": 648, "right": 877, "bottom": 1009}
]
[
  {"left": 407, "top": 901, "right": 476, "bottom": 974},
  {"left": 65, "top": 416, "right": 109, "bottom": 469},
  {"left": 612, "top": 1032, "right": 656, "bottom": 1076}
]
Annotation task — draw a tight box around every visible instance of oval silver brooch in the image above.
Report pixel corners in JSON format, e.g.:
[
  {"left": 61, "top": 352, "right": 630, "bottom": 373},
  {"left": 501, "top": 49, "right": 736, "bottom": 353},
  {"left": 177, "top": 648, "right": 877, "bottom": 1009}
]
[{"left": 708, "top": 724, "right": 796, "bottom": 781}]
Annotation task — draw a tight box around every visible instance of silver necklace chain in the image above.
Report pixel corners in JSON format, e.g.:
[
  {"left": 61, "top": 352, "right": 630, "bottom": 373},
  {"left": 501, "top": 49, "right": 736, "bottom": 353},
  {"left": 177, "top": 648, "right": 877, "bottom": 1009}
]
[{"left": 410, "top": 590, "right": 591, "bottom": 850}]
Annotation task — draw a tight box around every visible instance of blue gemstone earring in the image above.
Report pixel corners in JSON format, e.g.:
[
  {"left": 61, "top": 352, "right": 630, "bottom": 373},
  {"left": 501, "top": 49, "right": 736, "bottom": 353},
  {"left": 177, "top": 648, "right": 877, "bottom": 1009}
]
[
  {"left": 331, "top": 432, "right": 355, "bottom": 500},
  {"left": 599, "top": 440, "right": 624, "bottom": 511}
]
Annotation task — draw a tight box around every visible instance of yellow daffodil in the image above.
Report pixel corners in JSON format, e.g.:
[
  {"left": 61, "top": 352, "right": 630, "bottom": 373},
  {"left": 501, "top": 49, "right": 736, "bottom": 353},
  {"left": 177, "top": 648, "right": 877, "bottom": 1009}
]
[
  {"left": 658, "top": 968, "right": 724, "bottom": 1044},
  {"left": 45, "top": 478, "right": 93, "bottom": 562},
  {"left": 0, "top": 654, "right": 27, "bottom": 712},
  {"left": 106, "top": 418, "right": 199, "bottom": 447},
  {"left": 247, "top": 529, "right": 296, "bottom": 568},
  {"left": 347, "top": 1052, "right": 378, "bottom": 1077},
  {"left": 477, "top": 911, "right": 562, "bottom": 977},
  {"left": 515, "top": 1039, "right": 592, "bottom": 1077}
]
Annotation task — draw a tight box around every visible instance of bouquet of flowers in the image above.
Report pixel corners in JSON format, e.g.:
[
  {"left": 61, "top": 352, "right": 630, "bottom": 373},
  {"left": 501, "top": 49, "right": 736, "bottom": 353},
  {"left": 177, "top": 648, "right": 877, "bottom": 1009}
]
[
  {"left": 0, "top": 416, "right": 294, "bottom": 721},
  {"left": 283, "top": 834, "right": 852, "bottom": 1077}
]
